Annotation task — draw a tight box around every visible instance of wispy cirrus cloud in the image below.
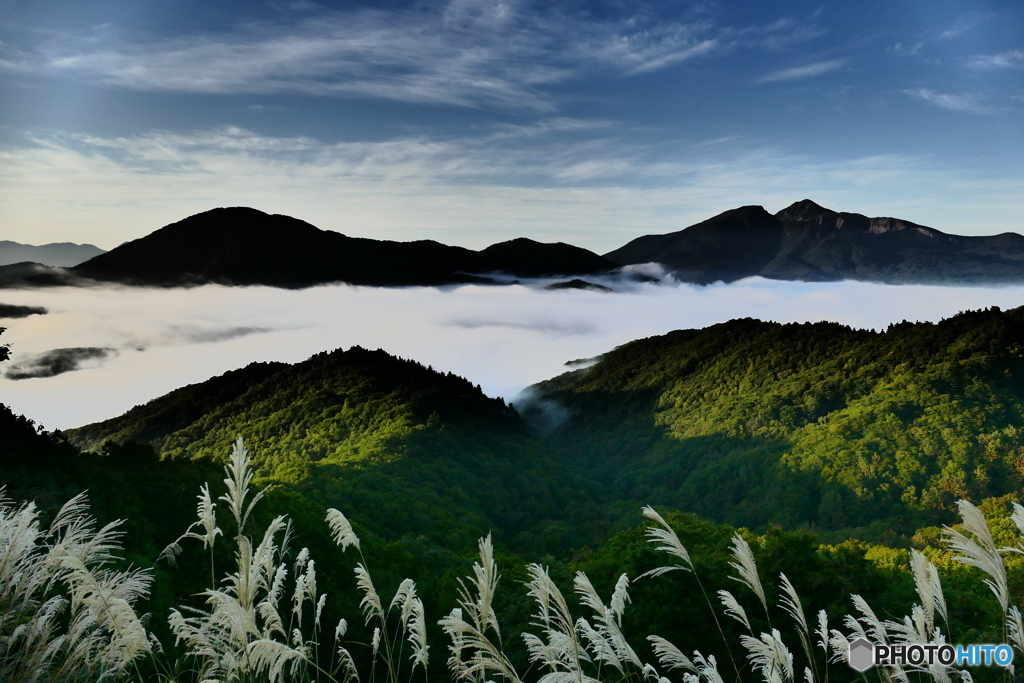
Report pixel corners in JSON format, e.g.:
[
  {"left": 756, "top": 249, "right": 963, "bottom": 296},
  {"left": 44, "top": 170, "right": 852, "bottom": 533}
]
[
  {"left": 0, "top": 2, "right": 729, "bottom": 111},
  {"left": 968, "top": 49, "right": 1024, "bottom": 70},
  {"left": 760, "top": 59, "right": 844, "bottom": 83},
  {"left": 904, "top": 88, "right": 991, "bottom": 113},
  {"left": 0, "top": 2, "right": 830, "bottom": 111}
]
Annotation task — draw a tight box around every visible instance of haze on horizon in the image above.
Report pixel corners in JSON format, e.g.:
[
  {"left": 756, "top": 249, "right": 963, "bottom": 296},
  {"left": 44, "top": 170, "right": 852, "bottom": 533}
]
[{"left": 1, "top": 0, "right": 1022, "bottom": 252}]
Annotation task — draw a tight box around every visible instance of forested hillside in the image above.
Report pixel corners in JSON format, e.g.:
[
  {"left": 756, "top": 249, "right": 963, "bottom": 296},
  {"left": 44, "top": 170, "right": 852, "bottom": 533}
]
[
  {"left": 527, "top": 306, "right": 1024, "bottom": 536},
  {"left": 64, "top": 306, "right": 1024, "bottom": 544},
  {"left": 66, "top": 346, "right": 609, "bottom": 552},
  {"left": 9, "top": 311, "right": 1024, "bottom": 681}
]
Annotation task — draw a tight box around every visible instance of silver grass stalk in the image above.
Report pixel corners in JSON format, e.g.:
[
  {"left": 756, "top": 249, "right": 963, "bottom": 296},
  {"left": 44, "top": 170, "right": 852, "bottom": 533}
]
[
  {"left": 0, "top": 490, "right": 154, "bottom": 683},
  {"left": 524, "top": 563, "right": 586, "bottom": 678},
  {"left": 60, "top": 554, "right": 153, "bottom": 665},
  {"left": 305, "top": 557, "right": 318, "bottom": 608},
  {"left": 315, "top": 593, "right": 327, "bottom": 630},
  {"left": 729, "top": 534, "right": 767, "bottom": 613},
  {"left": 909, "top": 549, "right": 947, "bottom": 637},
  {"left": 574, "top": 571, "right": 642, "bottom": 669},
  {"left": 195, "top": 483, "right": 221, "bottom": 548},
  {"left": 158, "top": 484, "right": 222, "bottom": 568},
  {"left": 293, "top": 572, "right": 308, "bottom": 628},
  {"left": 459, "top": 533, "right": 500, "bottom": 637},
  {"left": 827, "top": 630, "right": 850, "bottom": 665},
  {"left": 1010, "top": 502, "right": 1024, "bottom": 540},
  {"left": 778, "top": 572, "right": 815, "bottom": 680},
  {"left": 884, "top": 605, "right": 929, "bottom": 645},
  {"left": 219, "top": 436, "right": 266, "bottom": 535},
  {"left": 693, "top": 651, "right": 725, "bottom": 683},
  {"left": 441, "top": 606, "right": 524, "bottom": 683},
  {"left": 741, "top": 629, "right": 794, "bottom": 683},
  {"left": 647, "top": 635, "right": 696, "bottom": 672},
  {"left": 943, "top": 499, "right": 1009, "bottom": 615},
  {"left": 441, "top": 539, "right": 524, "bottom": 683},
  {"left": 337, "top": 642, "right": 361, "bottom": 683},
  {"left": 778, "top": 573, "right": 809, "bottom": 640},
  {"left": 849, "top": 594, "right": 888, "bottom": 645},
  {"left": 335, "top": 617, "right": 348, "bottom": 642},
  {"left": 718, "top": 590, "right": 752, "bottom": 632},
  {"left": 326, "top": 508, "right": 361, "bottom": 551},
  {"left": 408, "top": 596, "right": 430, "bottom": 669},
  {"left": 578, "top": 616, "right": 622, "bottom": 672},
  {"left": 610, "top": 573, "right": 631, "bottom": 626},
  {"left": 355, "top": 563, "right": 384, "bottom": 625},
  {"left": 639, "top": 506, "right": 693, "bottom": 578},
  {"left": 246, "top": 637, "right": 307, "bottom": 683},
  {"left": 1007, "top": 606, "right": 1024, "bottom": 657},
  {"left": 391, "top": 577, "right": 418, "bottom": 626},
  {"left": 815, "top": 610, "right": 828, "bottom": 656},
  {"left": 165, "top": 440, "right": 327, "bottom": 683}
]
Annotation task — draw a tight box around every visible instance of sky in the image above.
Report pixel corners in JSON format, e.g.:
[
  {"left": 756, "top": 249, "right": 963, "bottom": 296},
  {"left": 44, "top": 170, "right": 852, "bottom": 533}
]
[
  {"left": 1, "top": 0, "right": 1023, "bottom": 252},
  {"left": 5, "top": 276, "right": 1024, "bottom": 430}
]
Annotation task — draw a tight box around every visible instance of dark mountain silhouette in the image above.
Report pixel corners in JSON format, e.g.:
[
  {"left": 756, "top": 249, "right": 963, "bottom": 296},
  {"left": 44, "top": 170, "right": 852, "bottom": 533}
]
[
  {"left": 476, "top": 238, "right": 614, "bottom": 277},
  {"left": 0, "top": 262, "right": 82, "bottom": 288},
  {"left": 544, "top": 278, "right": 614, "bottom": 292},
  {"left": 604, "top": 199, "right": 1024, "bottom": 284},
  {"left": 0, "top": 241, "right": 105, "bottom": 267},
  {"left": 72, "top": 207, "right": 616, "bottom": 287}
]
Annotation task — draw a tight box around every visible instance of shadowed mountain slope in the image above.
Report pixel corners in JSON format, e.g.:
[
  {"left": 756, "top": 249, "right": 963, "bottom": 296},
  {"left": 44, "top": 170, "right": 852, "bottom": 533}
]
[
  {"left": 605, "top": 199, "right": 1024, "bottom": 284},
  {"left": 522, "top": 305, "right": 1024, "bottom": 534},
  {"left": 65, "top": 346, "right": 605, "bottom": 550},
  {"left": 72, "top": 207, "right": 616, "bottom": 287}
]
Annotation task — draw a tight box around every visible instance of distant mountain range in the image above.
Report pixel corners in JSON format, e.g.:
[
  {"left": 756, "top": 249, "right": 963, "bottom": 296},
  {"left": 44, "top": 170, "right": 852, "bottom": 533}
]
[
  {"left": 70, "top": 207, "right": 616, "bottom": 287},
  {"left": 606, "top": 199, "right": 1024, "bottom": 284},
  {"left": 4, "top": 200, "right": 1024, "bottom": 288},
  {"left": 0, "top": 240, "right": 105, "bottom": 267}
]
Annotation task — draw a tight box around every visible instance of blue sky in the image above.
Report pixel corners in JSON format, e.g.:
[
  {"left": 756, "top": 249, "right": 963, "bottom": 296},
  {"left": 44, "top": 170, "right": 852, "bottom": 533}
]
[{"left": 1, "top": 0, "right": 1022, "bottom": 251}]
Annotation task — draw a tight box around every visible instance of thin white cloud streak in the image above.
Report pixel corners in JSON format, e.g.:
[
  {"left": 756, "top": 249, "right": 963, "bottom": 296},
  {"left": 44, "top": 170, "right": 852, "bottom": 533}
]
[
  {"left": 2, "top": 2, "right": 734, "bottom": 110},
  {"left": 3, "top": 127, "right": 1024, "bottom": 251},
  {"left": 760, "top": 59, "right": 845, "bottom": 83},
  {"left": 3, "top": 279, "right": 1024, "bottom": 430},
  {"left": 968, "top": 49, "right": 1024, "bottom": 70},
  {"left": 904, "top": 88, "right": 991, "bottom": 113}
]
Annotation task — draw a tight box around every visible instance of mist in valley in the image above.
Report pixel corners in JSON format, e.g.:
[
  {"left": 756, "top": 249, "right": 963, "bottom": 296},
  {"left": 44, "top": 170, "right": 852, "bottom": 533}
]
[{"left": 3, "top": 275, "right": 1023, "bottom": 430}]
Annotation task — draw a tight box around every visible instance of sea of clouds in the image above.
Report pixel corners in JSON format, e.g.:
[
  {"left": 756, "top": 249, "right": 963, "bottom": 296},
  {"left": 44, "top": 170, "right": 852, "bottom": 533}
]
[{"left": 3, "top": 274, "right": 1024, "bottom": 431}]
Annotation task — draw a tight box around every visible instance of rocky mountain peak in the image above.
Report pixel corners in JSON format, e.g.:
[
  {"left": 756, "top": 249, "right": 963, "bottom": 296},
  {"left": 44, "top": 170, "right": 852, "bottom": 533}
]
[{"left": 775, "top": 199, "right": 839, "bottom": 224}]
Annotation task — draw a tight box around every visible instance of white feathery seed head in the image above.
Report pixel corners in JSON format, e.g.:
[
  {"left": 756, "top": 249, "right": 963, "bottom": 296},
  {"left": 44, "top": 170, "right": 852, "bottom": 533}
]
[
  {"left": 326, "top": 508, "right": 360, "bottom": 551},
  {"left": 640, "top": 506, "right": 693, "bottom": 576},
  {"left": 741, "top": 629, "right": 794, "bottom": 683},
  {"left": 718, "top": 589, "right": 752, "bottom": 632},
  {"left": 647, "top": 635, "right": 696, "bottom": 672},
  {"left": 943, "top": 499, "right": 1008, "bottom": 615},
  {"left": 729, "top": 534, "right": 767, "bottom": 612},
  {"left": 355, "top": 564, "right": 383, "bottom": 625}
]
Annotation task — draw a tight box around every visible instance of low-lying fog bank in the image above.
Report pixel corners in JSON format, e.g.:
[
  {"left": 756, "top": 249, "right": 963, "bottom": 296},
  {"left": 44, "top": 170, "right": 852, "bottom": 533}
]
[{"left": 2, "top": 275, "right": 1024, "bottom": 430}]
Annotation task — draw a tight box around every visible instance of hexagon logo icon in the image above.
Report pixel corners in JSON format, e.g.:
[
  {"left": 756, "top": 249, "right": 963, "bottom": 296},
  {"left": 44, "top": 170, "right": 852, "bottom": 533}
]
[{"left": 848, "top": 638, "right": 875, "bottom": 672}]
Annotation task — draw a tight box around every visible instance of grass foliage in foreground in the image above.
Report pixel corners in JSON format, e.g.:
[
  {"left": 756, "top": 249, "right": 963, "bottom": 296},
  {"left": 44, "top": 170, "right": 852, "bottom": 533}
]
[{"left": 5, "top": 438, "right": 1024, "bottom": 682}]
